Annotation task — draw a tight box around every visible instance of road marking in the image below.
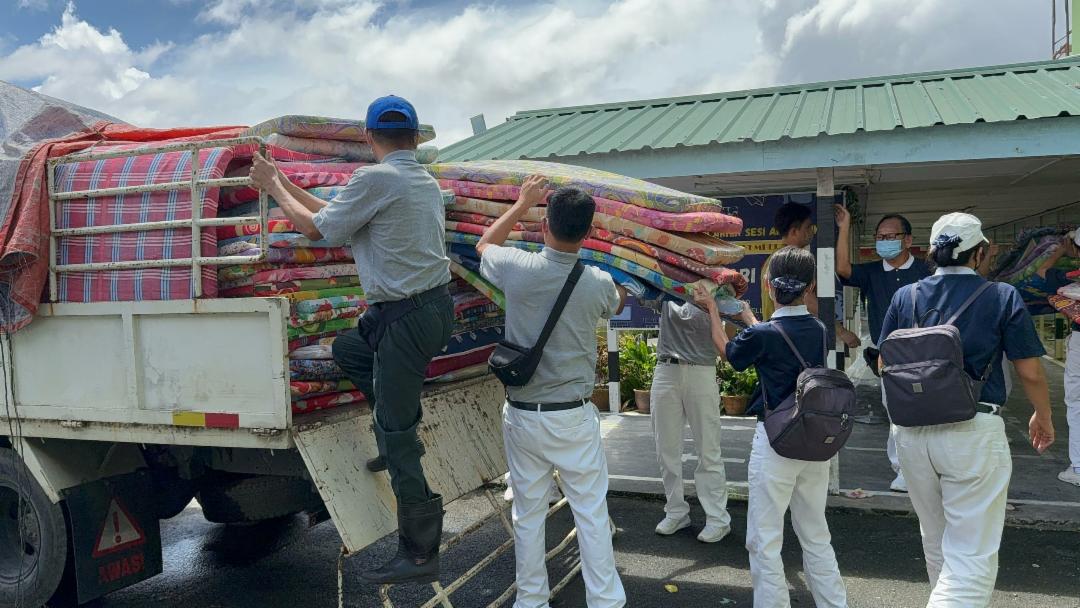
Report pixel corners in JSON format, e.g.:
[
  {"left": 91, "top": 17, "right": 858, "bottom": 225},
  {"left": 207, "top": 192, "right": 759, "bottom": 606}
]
[
  {"left": 681, "top": 454, "right": 746, "bottom": 464},
  {"left": 609, "top": 474, "right": 749, "bottom": 490},
  {"left": 1043, "top": 355, "right": 1066, "bottom": 369}
]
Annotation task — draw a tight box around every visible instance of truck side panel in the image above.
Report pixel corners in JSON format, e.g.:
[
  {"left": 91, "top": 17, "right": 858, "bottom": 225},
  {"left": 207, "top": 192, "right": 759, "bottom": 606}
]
[{"left": 2, "top": 299, "right": 292, "bottom": 435}]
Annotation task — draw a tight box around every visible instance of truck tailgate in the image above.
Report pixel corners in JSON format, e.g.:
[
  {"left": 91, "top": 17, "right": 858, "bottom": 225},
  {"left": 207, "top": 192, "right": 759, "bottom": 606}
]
[{"left": 293, "top": 375, "right": 506, "bottom": 553}]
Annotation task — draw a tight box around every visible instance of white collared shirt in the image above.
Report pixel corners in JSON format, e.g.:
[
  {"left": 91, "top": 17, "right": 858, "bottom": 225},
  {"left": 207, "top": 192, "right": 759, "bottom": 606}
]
[
  {"left": 771, "top": 305, "right": 810, "bottom": 318},
  {"left": 883, "top": 254, "right": 915, "bottom": 272},
  {"left": 934, "top": 266, "right": 978, "bottom": 276}
]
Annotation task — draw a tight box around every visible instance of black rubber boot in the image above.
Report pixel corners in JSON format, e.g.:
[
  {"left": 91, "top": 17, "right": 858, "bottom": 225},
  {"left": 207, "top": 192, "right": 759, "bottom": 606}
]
[
  {"left": 367, "top": 423, "right": 388, "bottom": 471},
  {"left": 360, "top": 494, "right": 444, "bottom": 585},
  {"left": 366, "top": 424, "right": 426, "bottom": 473},
  {"left": 366, "top": 455, "right": 387, "bottom": 472}
]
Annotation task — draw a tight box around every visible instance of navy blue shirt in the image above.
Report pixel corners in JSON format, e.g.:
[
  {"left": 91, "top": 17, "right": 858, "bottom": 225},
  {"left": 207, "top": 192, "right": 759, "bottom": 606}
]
[
  {"left": 844, "top": 256, "right": 932, "bottom": 345},
  {"left": 726, "top": 309, "right": 826, "bottom": 420},
  {"left": 880, "top": 270, "right": 1046, "bottom": 406}
]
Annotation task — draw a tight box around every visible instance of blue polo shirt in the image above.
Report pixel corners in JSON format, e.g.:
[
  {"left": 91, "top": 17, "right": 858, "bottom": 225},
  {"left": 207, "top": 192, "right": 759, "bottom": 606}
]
[
  {"left": 880, "top": 267, "right": 1045, "bottom": 406},
  {"left": 726, "top": 306, "right": 826, "bottom": 420},
  {"left": 843, "top": 255, "right": 932, "bottom": 345}
]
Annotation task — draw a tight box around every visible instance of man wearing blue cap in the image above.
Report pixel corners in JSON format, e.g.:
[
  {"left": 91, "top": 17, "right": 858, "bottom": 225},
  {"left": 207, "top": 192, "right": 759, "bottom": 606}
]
[{"left": 250, "top": 95, "right": 453, "bottom": 585}]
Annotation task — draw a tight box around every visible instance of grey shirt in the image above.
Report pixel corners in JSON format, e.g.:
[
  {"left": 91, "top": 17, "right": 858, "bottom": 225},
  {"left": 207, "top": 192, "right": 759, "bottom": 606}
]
[
  {"left": 312, "top": 150, "right": 450, "bottom": 303},
  {"left": 656, "top": 301, "right": 719, "bottom": 366},
  {"left": 481, "top": 245, "right": 621, "bottom": 403}
]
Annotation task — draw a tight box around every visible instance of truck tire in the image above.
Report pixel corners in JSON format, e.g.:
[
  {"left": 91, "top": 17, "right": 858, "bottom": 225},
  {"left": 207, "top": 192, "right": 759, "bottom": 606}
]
[
  {"left": 196, "top": 475, "right": 321, "bottom": 524},
  {"left": 0, "top": 448, "right": 67, "bottom": 608}
]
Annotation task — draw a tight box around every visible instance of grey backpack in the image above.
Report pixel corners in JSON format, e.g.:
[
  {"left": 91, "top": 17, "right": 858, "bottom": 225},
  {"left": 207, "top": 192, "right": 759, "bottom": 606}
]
[
  {"left": 763, "top": 321, "right": 856, "bottom": 462},
  {"left": 880, "top": 281, "right": 994, "bottom": 427}
]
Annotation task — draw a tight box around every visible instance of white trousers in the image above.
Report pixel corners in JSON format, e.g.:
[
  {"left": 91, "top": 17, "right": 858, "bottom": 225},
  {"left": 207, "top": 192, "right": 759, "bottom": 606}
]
[
  {"left": 503, "top": 402, "right": 626, "bottom": 608},
  {"left": 1065, "top": 334, "right": 1080, "bottom": 470},
  {"left": 651, "top": 363, "right": 731, "bottom": 526},
  {"left": 896, "top": 413, "right": 1012, "bottom": 608},
  {"left": 746, "top": 423, "right": 847, "bottom": 608}
]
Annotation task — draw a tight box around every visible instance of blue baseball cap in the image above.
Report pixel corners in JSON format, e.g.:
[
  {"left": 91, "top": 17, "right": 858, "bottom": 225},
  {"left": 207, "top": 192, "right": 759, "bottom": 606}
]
[{"left": 366, "top": 95, "right": 419, "bottom": 130}]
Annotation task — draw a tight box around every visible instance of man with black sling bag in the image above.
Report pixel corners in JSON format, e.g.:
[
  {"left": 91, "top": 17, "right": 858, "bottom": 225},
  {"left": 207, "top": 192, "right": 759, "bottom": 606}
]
[{"left": 477, "top": 176, "right": 627, "bottom": 608}]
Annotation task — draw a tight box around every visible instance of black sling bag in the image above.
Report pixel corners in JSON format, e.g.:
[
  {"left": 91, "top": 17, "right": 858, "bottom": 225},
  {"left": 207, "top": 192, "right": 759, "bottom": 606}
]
[{"left": 489, "top": 262, "right": 584, "bottom": 386}]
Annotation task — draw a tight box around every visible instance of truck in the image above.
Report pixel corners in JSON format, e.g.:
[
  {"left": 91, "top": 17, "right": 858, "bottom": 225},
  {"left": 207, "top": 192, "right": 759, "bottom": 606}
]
[{"left": 0, "top": 138, "right": 509, "bottom": 607}]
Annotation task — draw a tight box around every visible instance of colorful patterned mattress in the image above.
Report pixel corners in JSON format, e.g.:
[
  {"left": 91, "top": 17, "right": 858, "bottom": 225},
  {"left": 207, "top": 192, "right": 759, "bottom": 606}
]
[
  {"left": 52, "top": 145, "right": 235, "bottom": 302},
  {"left": 428, "top": 160, "right": 731, "bottom": 214}
]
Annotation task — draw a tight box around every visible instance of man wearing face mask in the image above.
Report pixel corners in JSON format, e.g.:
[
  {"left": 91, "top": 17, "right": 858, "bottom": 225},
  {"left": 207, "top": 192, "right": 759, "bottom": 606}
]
[{"left": 836, "top": 208, "right": 931, "bottom": 492}]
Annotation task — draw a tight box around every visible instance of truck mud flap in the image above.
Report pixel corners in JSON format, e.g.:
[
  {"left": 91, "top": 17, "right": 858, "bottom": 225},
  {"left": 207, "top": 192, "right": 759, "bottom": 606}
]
[
  {"left": 64, "top": 470, "right": 162, "bottom": 604},
  {"left": 292, "top": 376, "right": 507, "bottom": 553}
]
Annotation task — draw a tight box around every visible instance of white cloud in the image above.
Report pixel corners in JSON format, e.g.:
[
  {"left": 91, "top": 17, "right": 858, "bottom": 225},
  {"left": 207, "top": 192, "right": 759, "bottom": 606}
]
[
  {"left": 0, "top": 0, "right": 1051, "bottom": 145},
  {"left": 756, "top": 0, "right": 1046, "bottom": 86},
  {"left": 17, "top": 0, "right": 50, "bottom": 10},
  {"left": 0, "top": 2, "right": 172, "bottom": 113}
]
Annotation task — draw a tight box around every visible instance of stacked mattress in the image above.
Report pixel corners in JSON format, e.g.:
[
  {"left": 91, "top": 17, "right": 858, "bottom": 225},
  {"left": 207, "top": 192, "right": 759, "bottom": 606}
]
[
  {"left": 429, "top": 160, "right": 748, "bottom": 303},
  {"left": 51, "top": 145, "right": 236, "bottom": 302},
  {"left": 215, "top": 116, "right": 504, "bottom": 414}
]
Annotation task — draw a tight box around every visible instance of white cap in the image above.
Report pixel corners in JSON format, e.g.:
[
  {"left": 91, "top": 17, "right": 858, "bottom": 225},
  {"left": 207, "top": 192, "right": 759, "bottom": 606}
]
[
  {"left": 1070, "top": 230, "right": 1080, "bottom": 248},
  {"left": 929, "top": 212, "right": 988, "bottom": 259}
]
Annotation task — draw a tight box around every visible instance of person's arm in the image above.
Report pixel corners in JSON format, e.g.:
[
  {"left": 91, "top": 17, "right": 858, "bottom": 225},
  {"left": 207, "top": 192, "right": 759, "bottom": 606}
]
[
  {"left": 837, "top": 321, "right": 861, "bottom": 348},
  {"left": 1000, "top": 286, "right": 1055, "bottom": 452},
  {"left": 476, "top": 175, "right": 547, "bottom": 257},
  {"left": 614, "top": 284, "right": 627, "bottom": 315},
  {"left": 250, "top": 153, "right": 323, "bottom": 240},
  {"left": 835, "top": 204, "right": 853, "bottom": 279},
  {"left": 282, "top": 177, "right": 330, "bottom": 214},
  {"left": 695, "top": 287, "right": 757, "bottom": 358},
  {"left": 1036, "top": 237, "right": 1072, "bottom": 279},
  {"left": 1013, "top": 358, "right": 1054, "bottom": 453},
  {"left": 693, "top": 286, "right": 728, "bottom": 353}
]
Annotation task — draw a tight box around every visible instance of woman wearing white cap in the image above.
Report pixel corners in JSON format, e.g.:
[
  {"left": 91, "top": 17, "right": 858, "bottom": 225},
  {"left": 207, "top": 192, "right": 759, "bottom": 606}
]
[{"left": 879, "top": 212, "right": 1054, "bottom": 607}]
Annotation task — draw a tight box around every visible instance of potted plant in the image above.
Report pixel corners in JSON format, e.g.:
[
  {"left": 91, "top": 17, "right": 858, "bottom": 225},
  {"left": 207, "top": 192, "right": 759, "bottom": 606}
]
[
  {"left": 717, "top": 361, "right": 757, "bottom": 416},
  {"left": 619, "top": 333, "right": 656, "bottom": 414}
]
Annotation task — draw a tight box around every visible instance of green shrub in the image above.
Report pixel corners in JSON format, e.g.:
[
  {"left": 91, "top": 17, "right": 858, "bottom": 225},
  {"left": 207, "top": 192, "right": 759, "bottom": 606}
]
[
  {"left": 717, "top": 361, "right": 758, "bottom": 396},
  {"left": 618, "top": 332, "right": 656, "bottom": 403}
]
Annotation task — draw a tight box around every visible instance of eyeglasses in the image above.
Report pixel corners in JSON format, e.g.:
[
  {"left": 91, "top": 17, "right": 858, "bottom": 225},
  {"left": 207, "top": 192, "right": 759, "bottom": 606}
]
[{"left": 875, "top": 232, "right": 909, "bottom": 241}]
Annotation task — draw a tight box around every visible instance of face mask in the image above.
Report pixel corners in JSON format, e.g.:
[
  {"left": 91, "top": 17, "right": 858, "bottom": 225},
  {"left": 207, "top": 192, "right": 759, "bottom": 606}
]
[{"left": 876, "top": 239, "right": 903, "bottom": 260}]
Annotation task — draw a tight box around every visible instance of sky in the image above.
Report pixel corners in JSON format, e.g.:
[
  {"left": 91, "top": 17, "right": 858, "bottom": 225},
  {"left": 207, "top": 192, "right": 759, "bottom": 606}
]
[{"left": 0, "top": 0, "right": 1056, "bottom": 145}]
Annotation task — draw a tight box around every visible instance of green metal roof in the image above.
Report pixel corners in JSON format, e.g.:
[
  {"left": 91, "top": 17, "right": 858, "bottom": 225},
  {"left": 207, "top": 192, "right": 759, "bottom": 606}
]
[{"left": 442, "top": 57, "right": 1080, "bottom": 162}]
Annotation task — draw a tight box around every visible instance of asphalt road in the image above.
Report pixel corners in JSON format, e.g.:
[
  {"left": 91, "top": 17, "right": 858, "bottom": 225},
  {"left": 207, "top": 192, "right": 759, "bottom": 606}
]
[{"left": 96, "top": 492, "right": 1080, "bottom": 608}]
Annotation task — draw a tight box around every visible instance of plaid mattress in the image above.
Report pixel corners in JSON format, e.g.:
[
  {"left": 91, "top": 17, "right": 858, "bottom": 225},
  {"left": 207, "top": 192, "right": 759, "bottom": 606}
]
[{"left": 53, "top": 146, "right": 234, "bottom": 302}]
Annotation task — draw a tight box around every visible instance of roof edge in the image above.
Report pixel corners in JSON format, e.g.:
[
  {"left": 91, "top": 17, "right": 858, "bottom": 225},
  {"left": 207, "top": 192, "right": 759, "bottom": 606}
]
[{"left": 511, "top": 56, "right": 1080, "bottom": 119}]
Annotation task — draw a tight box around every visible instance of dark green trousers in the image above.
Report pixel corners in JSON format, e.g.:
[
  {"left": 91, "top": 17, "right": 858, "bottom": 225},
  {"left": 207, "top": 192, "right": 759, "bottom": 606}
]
[{"left": 332, "top": 292, "right": 453, "bottom": 504}]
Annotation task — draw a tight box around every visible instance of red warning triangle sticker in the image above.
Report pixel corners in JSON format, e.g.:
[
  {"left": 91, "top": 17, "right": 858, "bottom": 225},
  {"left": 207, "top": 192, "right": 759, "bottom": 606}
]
[{"left": 91, "top": 498, "right": 146, "bottom": 558}]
